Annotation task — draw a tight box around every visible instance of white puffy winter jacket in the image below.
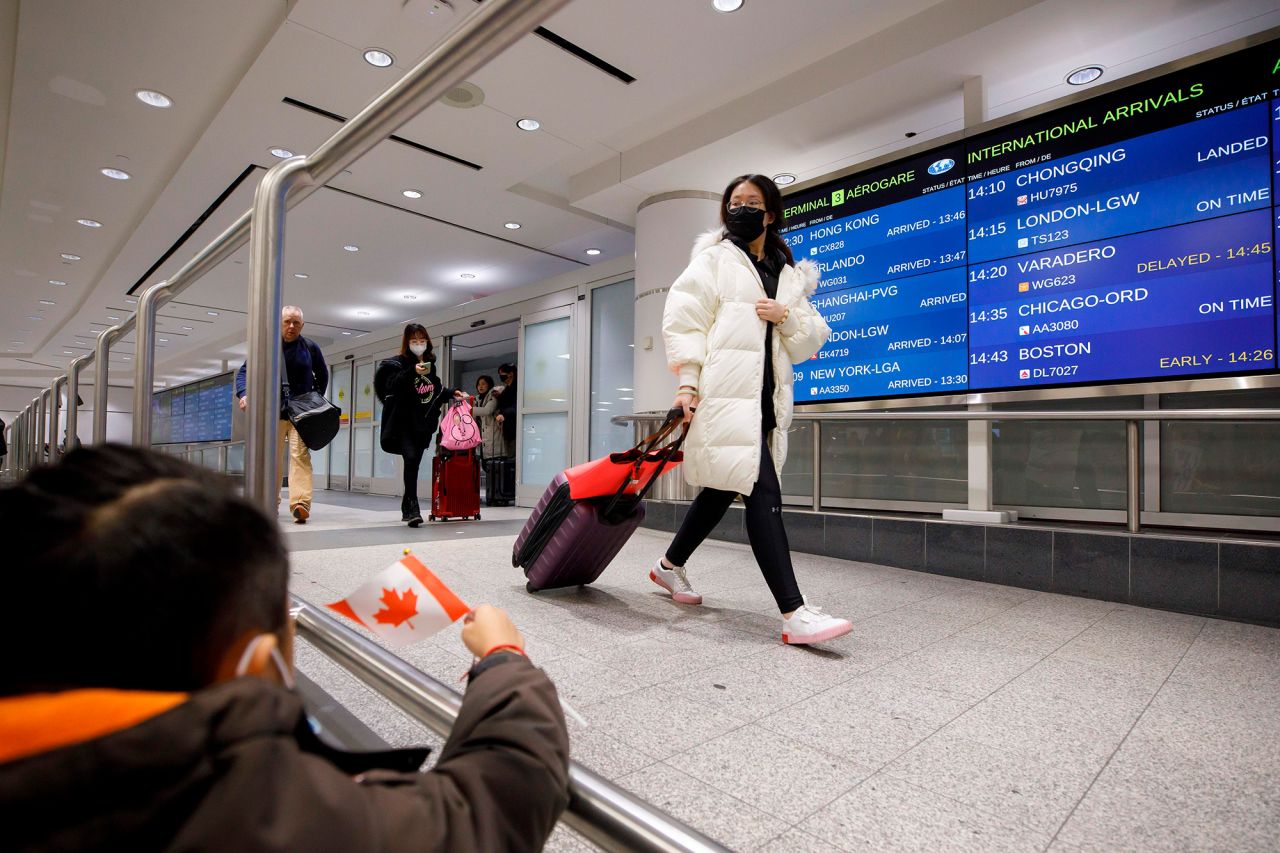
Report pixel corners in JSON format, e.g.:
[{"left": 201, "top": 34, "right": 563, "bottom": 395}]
[{"left": 663, "top": 228, "right": 831, "bottom": 495}]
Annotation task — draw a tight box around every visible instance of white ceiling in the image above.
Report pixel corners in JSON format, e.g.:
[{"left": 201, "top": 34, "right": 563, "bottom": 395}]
[{"left": 1, "top": 0, "right": 1277, "bottom": 390}]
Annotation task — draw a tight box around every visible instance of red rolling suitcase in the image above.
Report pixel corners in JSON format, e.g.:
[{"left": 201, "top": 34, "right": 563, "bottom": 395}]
[
  {"left": 513, "top": 411, "right": 685, "bottom": 592},
  {"left": 430, "top": 448, "right": 481, "bottom": 521}
]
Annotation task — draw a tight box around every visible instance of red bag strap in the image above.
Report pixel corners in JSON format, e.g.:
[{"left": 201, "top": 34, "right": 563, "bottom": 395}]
[{"left": 602, "top": 409, "right": 687, "bottom": 519}]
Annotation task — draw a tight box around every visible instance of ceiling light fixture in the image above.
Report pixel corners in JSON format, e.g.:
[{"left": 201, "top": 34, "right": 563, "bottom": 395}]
[
  {"left": 585, "top": 248, "right": 601, "bottom": 256},
  {"left": 125, "top": 297, "right": 137, "bottom": 303},
  {"left": 402, "top": 189, "right": 423, "bottom": 199},
  {"left": 459, "top": 273, "right": 475, "bottom": 279},
  {"left": 343, "top": 244, "right": 360, "bottom": 252},
  {"left": 48, "top": 279, "right": 66, "bottom": 286},
  {"left": 39, "top": 300, "right": 55, "bottom": 305},
  {"left": 100, "top": 167, "right": 131, "bottom": 180},
  {"left": 1066, "top": 65, "right": 1104, "bottom": 85},
  {"left": 342, "top": 331, "right": 353, "bottom": 335},
  {"left": 516, "top": 118, "right": 540, "bottom": 131},
  {"left": 712, "top": 0, "right": 744, "bottom": 11},
  {"left": 135, "top": 89, "right": 173, "bottom": 108},
  {"left": 773, "top": 173, "right": 796, "bottom": 186},
  {"left": 403, "top": 294, "right": 417, "bottom": 300},
  {"left": 363, "top": 48, "right": 394, "bottom": 67},
  {"left": 356, "top": 310, "right": 371, "bottom": 316},
  {"left": 159, "top": 338, "right": 168, "bottom": 342},
  {"left": 504, "top": 222, "right": 521, "bottom": 230},
  {"left": 293, "top": 273, "right": 309, "bottom": 279},
  {"left": 77, "top": 218, "right": 103, "bottom": 228},
  {"left": 64, "top": 351, "right": 73, "bottom": 355},
  {"left": 181, "top": 325, "right": 193, "bottom": 330},
  {"left": 269, "top": 147, "right": 294, "bottom": 159},
  {"left": 26, "top": 315, "right": 42, "bottom": 321},
  {"left": 108, "top": 315, "right": 120, "bottom": 321},
  {"left": 60, "top": 253, "right": 81, "bottom": 261},
  {"left": 207, "top": 310, "right": 219, "bottom": 316}
]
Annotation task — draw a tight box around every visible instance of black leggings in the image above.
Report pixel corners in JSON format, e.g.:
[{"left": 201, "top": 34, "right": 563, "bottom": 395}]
[
  {"left": 665, "top": 437, "right": 804, "bottom": 614},
  {"left": 402, "top": 444, "right": 425, "bottom": 505}
]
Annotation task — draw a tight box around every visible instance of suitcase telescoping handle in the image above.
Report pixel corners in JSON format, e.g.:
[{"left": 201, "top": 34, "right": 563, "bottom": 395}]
[{"left": 601, "top": 408, "right": 687, "bottom": 520}]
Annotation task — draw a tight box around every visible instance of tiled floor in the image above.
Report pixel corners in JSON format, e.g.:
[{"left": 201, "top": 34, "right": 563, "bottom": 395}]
[{"left": 288, "top": 491, "right": 1280, "bottom": 852}]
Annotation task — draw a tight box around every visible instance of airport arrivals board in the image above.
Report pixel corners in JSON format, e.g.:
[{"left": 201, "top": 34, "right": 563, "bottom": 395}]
[
  {"left": 151, "top": 372, "right": 234, "bottom": 444},
  {"left": 782, "top": 37, "right": 1280, "bottom": 403}
]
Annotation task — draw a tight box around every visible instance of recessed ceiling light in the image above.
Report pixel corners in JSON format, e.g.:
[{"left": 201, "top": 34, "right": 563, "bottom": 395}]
[
  {"left": 363, "top": 48, "right": 394, "bottom": 67},
  {"left": 773, "top": 173, "right": 796, "bottom": 186},
  {"left": 181, "top": 325, "right": 193, "bottom": 330},
  {"left": 504, "top": 222, "right": 522, "bottom": 230},
  {"left": 460, "top": 273, "right": 475, "bottom": 279},
  {"left": 403, "top": 294, "right": 417, "bottom": 300},
  {"left": 108, "top": 315, "right": 120, "bottom": 321},
  {"left": 77, "top": 218, "right": 103, "bottom": 228},
  {"left": 207, "top": 311, "right": 219, "bottom": 316},
  {"left": 269, "top": 147, "right": 294, "bottom": 159},
  {"left": 342, "top": 331, "right": 353, "bottom": 335},
  {"left": 402, "top": 189, "right": 423, "bottom": 199},
  {"left": 26, "top": 315, "right": 42, "bottom": 321},
  {"left": 39, "top": 300, "right": 55, "bottom": 305},
  {"left": 516, "top": 118, "right": 540, "bottom": 131},
  {"left": 1066, "top": 65, "right": 1104, "bottom": 86},
  {"left": 356, "top": 310, "right": 371, "bottom": 316},
  {"left": 135, "top": 89, "right": 173, "bottom": 108},
  {"left": 293, "top": 273, "right": 309, "bottom": 279},
  {"left": 125, "top": 297, "right": 137, "bottom": 303},
  {"left": 48, "top": 279, "right": 67, "bottom": 286},
  {"left": 60, "top": 253, "right": 81, "bottom": 261},
  {"left": 101, "top": 167, "right": 131, "bottom": 180},
  {"left": 712, "top": 0, "right": 744, "bottom": 11},
  {"left": 343, "top": 244, "right": 359, "bottom": 252},
  {"left": 63, "top": 351, "right": 73, "bottom": 355},
  {"left": 159, "top": 338, "right": 169, "bottom": 343},
  {"left": 585, "top": 248, "right": 602, "bottom": 256}
]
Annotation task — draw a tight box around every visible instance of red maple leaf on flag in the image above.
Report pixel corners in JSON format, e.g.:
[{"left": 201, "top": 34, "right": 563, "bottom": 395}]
[{"left": 372, "top": 586, "right": 418, "bottom": 629}]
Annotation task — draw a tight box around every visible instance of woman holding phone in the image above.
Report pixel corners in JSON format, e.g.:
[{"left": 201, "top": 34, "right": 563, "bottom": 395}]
[{"left": 375, "top": 324, "right": 462, "bottom": 527}]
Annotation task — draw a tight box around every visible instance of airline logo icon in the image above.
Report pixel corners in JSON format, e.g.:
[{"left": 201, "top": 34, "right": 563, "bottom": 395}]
[
  {"left": 1018, "top": 282, "right": 1030, "bottom": 292},
  {"left": 927, "top": 158, "right": 955, "bottom": 175},
  {"left": 811, "top": 246, "right": 818, "bottom": 256},
  {"left": 1016, "top": 195, "right": 1028, "bottom": 206},
  {"left": 1019, "top": 325, "right": 1030, "bottom": 336},
  {"left": 1019, "top": 369, "right": 1031, "bottom": 379},
  {"left": 1017, "top": 237, "right": 1029, "bottom": 249}
]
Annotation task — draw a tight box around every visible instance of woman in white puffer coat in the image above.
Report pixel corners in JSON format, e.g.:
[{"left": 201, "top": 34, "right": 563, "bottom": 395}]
[{"left": 651, "top": 174, "right": 853, "bottom": 646}]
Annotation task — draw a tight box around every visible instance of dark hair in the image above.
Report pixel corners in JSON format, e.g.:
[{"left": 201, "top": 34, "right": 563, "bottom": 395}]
[
  {"left": 400, "top": 323, "right": 433, "bottom": 361},
  {"left": 0, "top": 445, "right": 288, "bottom": 695},
  {"left": 719, "top": 174, "right": 795, "bottom": 266},
  {"left": 498, "top": 362, "right": 516, "bottom": 378},
  {"left": 476, "top": 375, "right": 494, "bottom": 394}
]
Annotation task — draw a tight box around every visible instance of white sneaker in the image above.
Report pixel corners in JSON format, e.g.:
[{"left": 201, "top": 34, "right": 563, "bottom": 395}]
[
  {"left": 782, "top": 600, "right": 852, "bottom": 645},
  {"left": 649, "top": 559, "right": 703, "bottom": 605}
]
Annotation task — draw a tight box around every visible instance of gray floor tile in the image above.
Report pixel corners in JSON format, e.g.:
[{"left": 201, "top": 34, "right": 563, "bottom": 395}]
[
  {"left": 737, "top": 637, "right": 893, "bottom": 694},
  {"left": 884, "top": 729, "right": 1097, "bottom": 837},
  {"left": 751, "top": 829, "right": 836, "bottom": 853},
  {"left": 676, "top": 724, "right": 876, "bottom": 821},
  {"left": 822, "top": 672, "right": 980, "bottom": 730},
  {"left": 617, "top": 762, "right": 790, "bottom": 851},
  {"left": 874, "top": 636, "right": 1046, "bottom": 700},
  {"left": 543, "top": 825, "right": 605, "bottom": 853},
  {"left": 805, "top": 775, "right": 1051, "bottom": 853},
  {"left": 658, "top": 661, "right": 821, "bottom": 720},
  {"left": 565, "top": 717, "right": 660, "bottom": 779},
  {"left": 582, "top": 686, "right": 749, "bottom": 760},
  {"left": 848, "top": 606, "right": 982, "bottom": 652},
  {"left": 535, "top": 653, "right": 650, "bottom": 710}
]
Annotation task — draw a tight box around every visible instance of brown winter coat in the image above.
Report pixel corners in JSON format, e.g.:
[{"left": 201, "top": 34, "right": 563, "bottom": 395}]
[{"left": 0, "top": 656, "right": 570, "bottom": 852}]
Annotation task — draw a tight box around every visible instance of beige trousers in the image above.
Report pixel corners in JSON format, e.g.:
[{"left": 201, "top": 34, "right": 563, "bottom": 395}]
[{"left": 277, "top": 419, "right": 312, "bottom": 510}]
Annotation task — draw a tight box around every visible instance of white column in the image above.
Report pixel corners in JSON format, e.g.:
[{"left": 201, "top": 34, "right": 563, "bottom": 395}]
[{"left": 632, "top": 191, "right": 721, "bottom": 413}]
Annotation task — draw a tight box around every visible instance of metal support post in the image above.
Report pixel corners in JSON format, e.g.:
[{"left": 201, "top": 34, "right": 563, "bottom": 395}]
[
  {"left": 66, "top": 355, "right": 90, "bottom": 450},
  {"left": 49, "top": 375, "right": 67, "bottom": 464},
  {"left": 1126, "top": 418, "right": 1141, "bottom": 533},
  {"left": 93, "top": 326, "right": 122, "bottom": 444},
  {"left": 811, "top": 420, "right": 822, "bottom": 511},
  {"left": 133, "top": 282, "right": 172, "bottom": 446},
  {"left": 35, "top": 390, "right": 48, "bottom": 465}
]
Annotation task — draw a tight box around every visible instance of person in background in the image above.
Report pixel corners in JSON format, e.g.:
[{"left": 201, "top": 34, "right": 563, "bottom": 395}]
[
  {"left": 472, "top": 374, "right": 508, "bottom": 459},
  {"left": 374, "top": 324, "right": 462, "bottom": 527},
  {"left": 235, "top": 304, "right": 327, "bottom": 525},
  {"left": 0, "top": 445, "right": 570, "bottom": 852},
  {"left": 494, "top": 362, "right": 518, "bottom": 452},
  {"left": 657, "top": 173, "right": 852, "bottom": 646}
]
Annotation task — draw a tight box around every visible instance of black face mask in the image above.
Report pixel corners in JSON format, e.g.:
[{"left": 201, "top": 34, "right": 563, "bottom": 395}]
[{"left": 724, "top": 205, "right": 767, "bottom": 242}]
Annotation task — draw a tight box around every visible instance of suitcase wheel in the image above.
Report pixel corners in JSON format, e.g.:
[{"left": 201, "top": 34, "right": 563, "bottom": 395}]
[
  {"left": 525, "top": 581, "right": 537, "bottom": 594},
  {"left": 475, "top": 513, "right": 481, "bottom": 521},
  {"left": 428, "top": 515, "right": 436, "bottom": 522}
]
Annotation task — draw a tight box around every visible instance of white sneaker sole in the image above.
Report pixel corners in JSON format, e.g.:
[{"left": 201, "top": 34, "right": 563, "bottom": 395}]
[
  {"left": 649, "top": 569, "right": 703, "bottom": 605},
  {"left": 783, "top": 620, "right": 852, "bottom": 645}
]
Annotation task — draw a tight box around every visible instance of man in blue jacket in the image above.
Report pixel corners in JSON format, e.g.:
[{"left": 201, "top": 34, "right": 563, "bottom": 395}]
[{"left": 236, "top": 305, "right": 328, "bottom": 523}]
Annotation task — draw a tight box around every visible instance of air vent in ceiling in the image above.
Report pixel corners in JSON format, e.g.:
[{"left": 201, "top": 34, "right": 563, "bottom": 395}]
[
  {"left": 282, "top": 97, "right": 483, "bottom": 170},
  {"left": 473, "top": 1, "right": 634, "bottom": 84},
  {"left": 442, "top": 82, "right": 485, "bottom": 109}
]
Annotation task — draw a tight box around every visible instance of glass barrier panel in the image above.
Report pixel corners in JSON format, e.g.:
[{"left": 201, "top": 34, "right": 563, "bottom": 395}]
[
  {"left": 522, "top": 412, "right": 567, "bottom": 487},
  {"left": 779, "top": 420, "right": 813, "bottom": 498},
  {"left": 523, "top": 318, "right": 571, "bottom": 408},
  {"left": 821, "top": 417, "right": 966, "bottom": 503},
  {"left": 589, "top": 280, "right": 635, "bottom": 459}
]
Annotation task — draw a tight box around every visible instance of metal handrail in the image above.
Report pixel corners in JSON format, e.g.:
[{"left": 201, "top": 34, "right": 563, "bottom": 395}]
[
  {"left": 292, "top": 597, "right": 730, "bottom": 853},
  {"left": 244, "top": 0, "right": 573, "bottom": 508},
  {"left": 613, "top": 409, "right": 1280, "bottom": 533}
]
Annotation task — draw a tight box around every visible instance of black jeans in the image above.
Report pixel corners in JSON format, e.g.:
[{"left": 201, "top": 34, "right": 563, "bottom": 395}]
[{"left": 665, "top": 437, "right": 804, "bottom": 613}]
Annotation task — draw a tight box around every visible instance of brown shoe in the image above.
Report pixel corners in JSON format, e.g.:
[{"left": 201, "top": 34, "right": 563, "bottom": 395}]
[{"left": 291, "top": 504, "right": 310, "bottom": 524}]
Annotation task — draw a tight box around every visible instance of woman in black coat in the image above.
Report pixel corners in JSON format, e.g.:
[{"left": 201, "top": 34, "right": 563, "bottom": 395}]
[{"left": 374, "top": 324, "right": 461, "bottom": 526}]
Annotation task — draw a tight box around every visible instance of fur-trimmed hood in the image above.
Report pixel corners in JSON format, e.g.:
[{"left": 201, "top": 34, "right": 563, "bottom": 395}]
[{"left": 690, "top": 227, "right": 820, "bottom": 296}]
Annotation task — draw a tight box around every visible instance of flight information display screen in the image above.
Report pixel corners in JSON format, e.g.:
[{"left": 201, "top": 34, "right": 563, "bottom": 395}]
[
  {"left": 782, "top": 37, "right": 1280, "bottom": 403},
  {"left": 151, "top": 373, "right": 234, "bottom": 444}
]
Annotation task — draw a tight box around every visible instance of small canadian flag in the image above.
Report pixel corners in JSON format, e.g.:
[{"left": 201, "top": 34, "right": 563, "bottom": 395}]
[{"left": 328, "top": 551, "right": 470, "bottom": 648}]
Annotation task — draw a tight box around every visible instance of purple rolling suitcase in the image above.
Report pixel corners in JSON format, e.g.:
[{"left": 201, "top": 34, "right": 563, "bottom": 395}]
[{"left": 513, "top": 411, "right": 686, "bottom": 593}]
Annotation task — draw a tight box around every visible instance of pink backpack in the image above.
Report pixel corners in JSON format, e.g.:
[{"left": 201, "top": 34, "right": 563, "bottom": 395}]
[{"left": 439, "top": 398, "right": 483, "bottom": 452}]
